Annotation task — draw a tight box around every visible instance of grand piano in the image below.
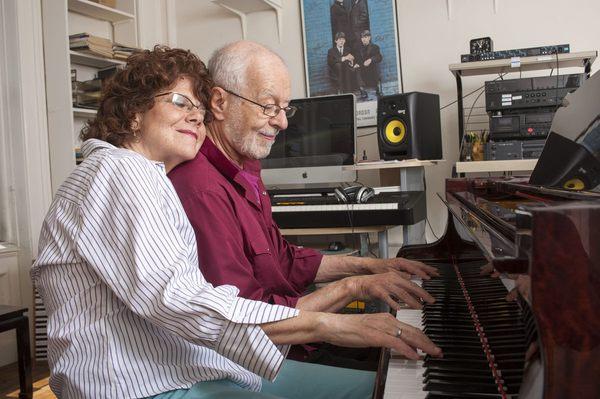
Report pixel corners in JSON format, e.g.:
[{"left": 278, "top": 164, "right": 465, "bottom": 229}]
[{"left": 374, "top": 177, "right": 600, "bottom": 399}]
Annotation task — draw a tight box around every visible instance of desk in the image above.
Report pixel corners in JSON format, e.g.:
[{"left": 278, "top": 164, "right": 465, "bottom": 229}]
[
  {"left": 281, "top": 225, "right": 392, "bottom": 259},
  {"left": 0, "top": 305, "right": 32, "bottom": 399}
]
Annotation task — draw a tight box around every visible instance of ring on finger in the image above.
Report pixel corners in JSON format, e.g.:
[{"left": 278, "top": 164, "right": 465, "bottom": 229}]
[{"left": 395, "top": 328, "right": 403, "bottom": 338}]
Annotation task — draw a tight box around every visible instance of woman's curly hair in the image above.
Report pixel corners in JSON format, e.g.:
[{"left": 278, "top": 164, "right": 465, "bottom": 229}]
[{"left": 81, "top": 45, "right": 213, "bottom": 147}]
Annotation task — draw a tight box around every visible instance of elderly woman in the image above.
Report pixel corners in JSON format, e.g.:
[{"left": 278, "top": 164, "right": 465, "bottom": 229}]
[{"left": 32, "top": 46, "right": 440, "bottom": 399}]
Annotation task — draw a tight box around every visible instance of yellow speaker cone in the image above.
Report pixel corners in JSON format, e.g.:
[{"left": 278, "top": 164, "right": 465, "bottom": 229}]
[
  {"left": 563, "top": 178, "right": 585, "bottom": 190},
  {"left": 384, "top": 119, "right": 406, "bottom": 144}
]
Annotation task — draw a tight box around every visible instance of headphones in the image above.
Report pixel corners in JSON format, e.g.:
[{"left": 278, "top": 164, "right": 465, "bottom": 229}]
[{"left": 333, "top": 185, "right": 375, "bottom": 204}]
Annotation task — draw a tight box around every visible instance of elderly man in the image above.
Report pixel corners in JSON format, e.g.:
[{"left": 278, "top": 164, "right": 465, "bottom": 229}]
[{"left": 169, "top": 40, "right": 437, "bottom": 317}]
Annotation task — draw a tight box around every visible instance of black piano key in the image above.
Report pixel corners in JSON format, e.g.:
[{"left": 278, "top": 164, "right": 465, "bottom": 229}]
[
  {"left": 424, "top": 378, "right": 504, "bottom": 394},
  {"left": 400, "top": 257, "right": 531, "bottom": 399},
  {"left": 425, "top": 394, "right": 504, "bottom": 399}
]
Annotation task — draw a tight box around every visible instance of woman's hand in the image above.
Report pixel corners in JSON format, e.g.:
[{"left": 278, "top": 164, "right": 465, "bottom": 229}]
[{"left": 317, "top": 312, "right": 442, "bottom": 360}]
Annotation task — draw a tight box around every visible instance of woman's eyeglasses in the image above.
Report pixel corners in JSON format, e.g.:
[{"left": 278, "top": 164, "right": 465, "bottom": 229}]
[{"left": 155, "top": 92, "right": 209, "bottom": 119}]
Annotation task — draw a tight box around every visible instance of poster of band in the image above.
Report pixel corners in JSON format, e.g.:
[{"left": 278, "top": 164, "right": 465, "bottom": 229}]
[{"left": 301, "top": 0, "right": 403, "bottom": 127}]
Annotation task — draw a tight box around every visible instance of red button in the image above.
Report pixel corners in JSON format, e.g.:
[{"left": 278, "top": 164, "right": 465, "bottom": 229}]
[{"left": 527, "top": 127, "right": 534, "bottom": 133}]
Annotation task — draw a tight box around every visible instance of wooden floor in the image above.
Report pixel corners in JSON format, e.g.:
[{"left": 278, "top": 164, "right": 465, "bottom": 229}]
[{"left": 0, "top": 361, "right": 56, "bottom": 399}]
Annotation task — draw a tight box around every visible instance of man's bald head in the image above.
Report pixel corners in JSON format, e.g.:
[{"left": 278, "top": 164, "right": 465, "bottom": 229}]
[{"left": 208, "top": 41, "right": 287, "bottom": 93}]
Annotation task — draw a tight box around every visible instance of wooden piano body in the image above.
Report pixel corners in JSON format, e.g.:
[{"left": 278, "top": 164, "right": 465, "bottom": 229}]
[{"left": 375, "top": 177, "right": 600, "bottom": 399}]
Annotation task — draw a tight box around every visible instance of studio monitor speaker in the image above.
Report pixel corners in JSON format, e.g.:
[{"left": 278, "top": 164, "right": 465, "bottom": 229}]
[{"left": 377, "top": 92, "right": 442, "bottom": 161}]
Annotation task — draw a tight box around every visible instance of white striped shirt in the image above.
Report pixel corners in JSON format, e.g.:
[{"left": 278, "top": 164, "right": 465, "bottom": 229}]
[{"left": 31, "top": 139, "right": 299, "bottom": 399}]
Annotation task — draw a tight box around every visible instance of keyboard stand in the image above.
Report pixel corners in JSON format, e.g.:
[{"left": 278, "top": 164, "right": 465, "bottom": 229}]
[{"left": 280, "top": 225, "right": 391, "bottom": 258}]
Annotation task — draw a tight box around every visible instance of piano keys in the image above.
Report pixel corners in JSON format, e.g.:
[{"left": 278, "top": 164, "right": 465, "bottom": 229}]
[
  {"left": 271, "top": 191, "right": 426, "bottom": 228},
  {"left": 375, "top": 177, "right": 600, "bottom": 399}
]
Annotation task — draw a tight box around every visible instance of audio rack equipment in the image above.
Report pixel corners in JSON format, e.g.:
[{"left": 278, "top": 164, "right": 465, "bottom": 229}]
[
  {"left": 484, "top": 139, "right": 546, "bottom": 160},
  {"left": 485, "top": 74, "right": 584, "bottom": 112},
  {"left": 461, "top": 43, "right": 570, "bottom": 62},
  {"left": 489, "top": 111, "right": 554, "bottom": 141}
]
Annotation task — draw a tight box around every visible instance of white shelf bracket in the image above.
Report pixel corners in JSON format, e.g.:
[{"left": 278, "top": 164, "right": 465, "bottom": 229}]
[
  {"left": 215, "top": 2, "right": 248, "bottom": 39},
  {"left": 212, "top": 0, "right": 283, "bottom": 43},
  {"left": 446, "top": 0, "right": 452, "bottom": 20},
  {"left": 264, "top": 0, "right": 283, "bottom": 43}
]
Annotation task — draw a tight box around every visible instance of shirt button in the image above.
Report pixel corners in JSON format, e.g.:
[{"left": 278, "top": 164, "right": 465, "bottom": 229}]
[{"left": 262, "top": 191, "right": 267, "bottom": 195}]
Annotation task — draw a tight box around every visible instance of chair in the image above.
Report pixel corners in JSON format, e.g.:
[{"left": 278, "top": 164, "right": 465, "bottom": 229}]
[{"left": 0, "top": 305, "right": 32, "bottom": 399}]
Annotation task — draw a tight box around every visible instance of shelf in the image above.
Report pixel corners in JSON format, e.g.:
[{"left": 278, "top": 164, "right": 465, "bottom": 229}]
[
  {"left": 280, "top": 226, "right": 390, "bottom": 236},
  {"left": 344, "top": 159, "right": 442, "bottom": 171},
  {"left": 68, "top": 0, "right": 134, "bottom": 22},
  {"left": 0, "top": 242, "right": 18, "bottom": 255},
  {"left": 73, "top": 107, "right": 97, "bottom": 118},
  {"left": 449, "top": 51, "right": 597, "bottom": 77},
  {"left": 70, "top": 50, "right": 125, "bottom": 68},
  {"left": 455, "top": 159, "right": 538, "bottom": 174}
]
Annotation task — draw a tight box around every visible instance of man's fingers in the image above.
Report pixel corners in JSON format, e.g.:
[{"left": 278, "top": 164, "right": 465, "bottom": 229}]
[
  {"left": 394, "top": 290, "right": 423, "bottom": 310},
  {"left": 399, "top": 259, "right": 439, "bottom": 279},
  {"left": 389, "top": 275, "right": 435, "bottom": 304},
  {"left": 381, "top": 294, "right": 402, "bottom": 311}
]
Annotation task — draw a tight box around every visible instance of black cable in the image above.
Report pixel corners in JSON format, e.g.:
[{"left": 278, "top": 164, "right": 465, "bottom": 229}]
[
  {"left": 426, "top": 218, "right": 440, "bottom": 240},
  {"left": 464, "top": 86, "right": 486, "bottom": 131},
  {"left": 365, "top": 233, "right": 378, "bottom": 258},
  {"left": 440, "top": 72, "right": 507, "bottom": 111}
]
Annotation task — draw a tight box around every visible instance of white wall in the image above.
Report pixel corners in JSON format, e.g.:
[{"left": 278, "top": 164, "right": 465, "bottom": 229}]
[
  {"left": 176, "top": 0, "right": 600, "bottom": 244},
  {"left": 0, "top": 0, "right": 52, "bottom": 366}
]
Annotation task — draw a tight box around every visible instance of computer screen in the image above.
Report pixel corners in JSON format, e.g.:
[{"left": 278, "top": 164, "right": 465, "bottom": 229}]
[{"left": 261, "top": 94, "right": 357, "bottom": 186}]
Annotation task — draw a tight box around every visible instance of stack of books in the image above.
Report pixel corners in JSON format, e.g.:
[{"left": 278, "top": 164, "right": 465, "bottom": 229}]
[
  {"left": 113, "top": 43, "right": 140, "bottom": 60},
  {"left": 69, "top": 33, "right": 113, "bottom": 58},
  {"left": 74, "top": 79, "right": 103, "bottom": 109}
]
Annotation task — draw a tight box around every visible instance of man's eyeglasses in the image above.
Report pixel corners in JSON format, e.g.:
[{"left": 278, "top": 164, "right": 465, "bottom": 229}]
[
  {"left": 155, "top": 92, "right": 209, "bottom": 120},
  {"left": 222, "top": 89, "right": 297, "bottom": 118}
]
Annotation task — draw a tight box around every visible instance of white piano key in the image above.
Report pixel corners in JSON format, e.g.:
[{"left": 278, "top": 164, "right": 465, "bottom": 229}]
[
  {"left": 384, "top": 301, "right": 427, "bottom": 399},
  {"left": 271, "top": 203, "right": 399, "bottom": 212},
  {"left": 383, "top": 358, "right": 426, "bottom": 399}
]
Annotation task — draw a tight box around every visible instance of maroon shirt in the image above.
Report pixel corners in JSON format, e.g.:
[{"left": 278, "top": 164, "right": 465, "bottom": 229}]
[{"left": 168, "top": 138, "right": 323, "bottom": 307}]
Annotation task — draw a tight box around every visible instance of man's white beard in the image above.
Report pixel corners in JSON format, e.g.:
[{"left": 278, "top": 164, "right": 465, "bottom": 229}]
[{"left": 227, "top": 114, "right": 275, "bottom": 160}]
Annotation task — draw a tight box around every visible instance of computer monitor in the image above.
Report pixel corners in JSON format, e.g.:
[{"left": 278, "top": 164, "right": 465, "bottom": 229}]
[{"left": 261, "top": 94, "right": 357, "bottom": 186}]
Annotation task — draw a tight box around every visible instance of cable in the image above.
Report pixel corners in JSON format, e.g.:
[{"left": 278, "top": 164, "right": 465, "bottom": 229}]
[
  {"left": 365, "top": 233, "right": 379, "bottom": 258},
  {"left": 440, "top": 72, "right": 507, "bottom": 111},
  {"left": 426, "top": 218, "right": 440, "bottom": 240},
  {"left": 464, "top": 86, "right": 486, "bottom": 132}
]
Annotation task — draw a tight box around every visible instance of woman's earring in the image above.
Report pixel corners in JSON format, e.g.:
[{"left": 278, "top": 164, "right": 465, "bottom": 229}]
[{"left": 132, "top": 123, "right": 141, "bottom": 142}]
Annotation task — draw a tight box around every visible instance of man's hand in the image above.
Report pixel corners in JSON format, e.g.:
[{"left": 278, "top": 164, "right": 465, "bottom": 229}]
[
  {"left": 363, "top": 58, "right": 372, "bottom": 67},
  {"left": 318, "top": 312, "right": 442, "bottom": 360},
  {"left": 346, "top": 272, "right": 435, "bottom": 310},
  {"left": 506, "top": 275, "right": 531, "bottom": 303},
  {"left": 365, "top": 257, "right": 440, "bottom": 280}
]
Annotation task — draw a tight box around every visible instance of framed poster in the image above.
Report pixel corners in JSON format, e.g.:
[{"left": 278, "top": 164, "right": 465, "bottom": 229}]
[{"left": 300, "top": 0, "right": 403, "bottom": 127}]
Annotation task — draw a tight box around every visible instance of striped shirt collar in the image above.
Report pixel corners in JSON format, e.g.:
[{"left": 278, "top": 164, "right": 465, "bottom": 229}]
[{"left": 82, "top": 138, "right": 166, "bottom": 172}]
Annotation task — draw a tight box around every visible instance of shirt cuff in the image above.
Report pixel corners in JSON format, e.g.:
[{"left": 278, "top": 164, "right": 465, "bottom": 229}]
[{"left": 214, "top": 297, "right": 298, "bottom": 380}]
